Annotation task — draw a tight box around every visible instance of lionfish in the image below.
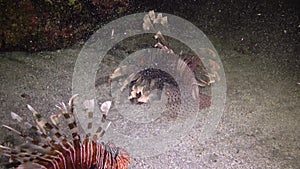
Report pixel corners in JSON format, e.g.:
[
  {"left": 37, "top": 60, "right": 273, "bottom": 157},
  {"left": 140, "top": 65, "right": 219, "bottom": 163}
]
[
  {"left": 0, "top": 95, "right": 130, "bottom": 169},
  {"left": 110, "top": 31, "right": 217, "bottom": 108}
]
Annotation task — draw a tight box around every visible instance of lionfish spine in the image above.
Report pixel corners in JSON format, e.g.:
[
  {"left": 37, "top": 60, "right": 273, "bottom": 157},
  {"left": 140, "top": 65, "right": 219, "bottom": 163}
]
[{"left": 0, "top": 95, "right": 130, "bottom": 169}]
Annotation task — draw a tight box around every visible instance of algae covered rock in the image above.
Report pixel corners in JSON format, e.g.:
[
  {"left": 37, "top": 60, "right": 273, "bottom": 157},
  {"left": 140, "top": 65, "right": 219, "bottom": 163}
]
[{"left": 0, "top": 0, "right": 129, "bottom": 52}]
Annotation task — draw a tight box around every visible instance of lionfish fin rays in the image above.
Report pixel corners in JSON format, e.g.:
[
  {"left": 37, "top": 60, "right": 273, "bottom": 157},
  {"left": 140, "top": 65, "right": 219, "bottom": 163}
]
[
  {"left": 0, "top": 144, "right": 56, "bottom": 167},
  {"left": 26, "top": 104, "right": 48, "bottom": 134},
  {"left": 99, "top": 121, "right": 112, "bottom": 138},
  {"left": 27, "top": 104, "right": 68, "bottom": 144},
  {"left": 6, "top": 112, "right": 51, "bottom": 148},
  {"left": 68, "top": 94, "right": 79, "bottom": 108},
  {"left": 8, "top": 99, "right": 78, "bottom": 151},
  {"left": 100, "top": 101, "right": 111, "bottom": 122},
  {"left": 176, "top": 58, "right": 191, "bottom": 79},
  {"left": 85, "top": 100, "right": 112, "bottom": 141},
  {"left": 90, "top": 121, "right": 111, "bottom": 143},
  {"left": 5, "top": 110, "right": 75, "bottom": 162},
  {"left": 99, "top": 101, "right": 112, "bottom": 138},
  {"left": 1, "top": 95, "right": 130, "bottom": 168},
  {"left": 154, "top": 31, "right": 211, "bottom": 102},
  {"left": 143, "top": 10, "right": 168, "bottom": 31},
  {"left": 1, "top": 125, "right": 34, "bottom": 142},
  {"left": 15, "top": 162, "right": 47, "bottom": 169},
  {"left": 55, "top": 95, "right": 81, "bottom": 142}
]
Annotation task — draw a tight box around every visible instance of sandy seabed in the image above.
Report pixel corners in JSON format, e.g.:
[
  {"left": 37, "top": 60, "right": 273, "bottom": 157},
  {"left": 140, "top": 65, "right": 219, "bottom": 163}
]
[{"left": 0, "top": 1, "right": 299, "bottom": 168}]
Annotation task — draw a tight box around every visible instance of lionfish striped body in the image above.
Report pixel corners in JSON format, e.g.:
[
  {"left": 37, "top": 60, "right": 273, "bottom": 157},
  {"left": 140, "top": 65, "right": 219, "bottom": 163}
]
[{"left": 0, "top": 95, "right": 130, "bottom": 169}]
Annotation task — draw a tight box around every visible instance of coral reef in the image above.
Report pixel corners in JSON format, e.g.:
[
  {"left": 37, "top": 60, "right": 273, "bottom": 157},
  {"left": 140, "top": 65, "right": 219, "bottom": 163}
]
[{"left": 0, "top": 0, "right": 129, "bottom": 51}]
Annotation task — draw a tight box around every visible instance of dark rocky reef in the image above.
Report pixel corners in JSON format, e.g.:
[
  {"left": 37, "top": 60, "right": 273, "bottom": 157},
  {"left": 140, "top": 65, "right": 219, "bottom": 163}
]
[{"left": 0, "top": 0, "right": 129, "bottom": 52}]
